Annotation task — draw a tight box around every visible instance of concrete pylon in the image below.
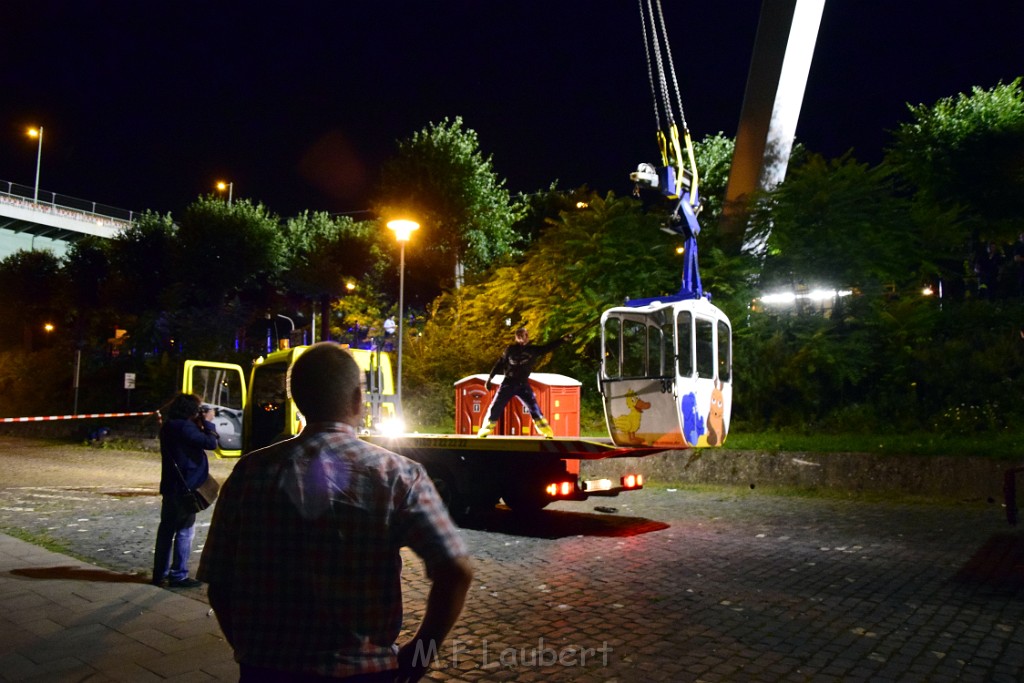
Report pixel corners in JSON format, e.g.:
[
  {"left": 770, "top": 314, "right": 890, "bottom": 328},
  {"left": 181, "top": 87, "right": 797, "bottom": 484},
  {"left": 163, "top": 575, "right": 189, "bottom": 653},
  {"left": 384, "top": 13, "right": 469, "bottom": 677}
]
[{"left": 721, "top": 0, "right": 826, "bottom": 255}]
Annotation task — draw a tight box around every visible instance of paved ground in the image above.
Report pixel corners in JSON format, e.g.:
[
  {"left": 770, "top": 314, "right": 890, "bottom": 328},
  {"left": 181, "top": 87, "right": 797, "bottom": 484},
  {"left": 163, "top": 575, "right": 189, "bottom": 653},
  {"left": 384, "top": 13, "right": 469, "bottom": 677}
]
[{"left": 0, "top": 436, "right": 1023, "bottom": 681}]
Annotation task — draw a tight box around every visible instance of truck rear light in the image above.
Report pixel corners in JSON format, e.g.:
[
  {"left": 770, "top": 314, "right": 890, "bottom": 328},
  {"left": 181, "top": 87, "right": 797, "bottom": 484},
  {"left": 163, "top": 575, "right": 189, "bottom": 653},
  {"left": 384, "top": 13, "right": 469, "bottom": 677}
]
[
  {"left": 584, "top": 478, "right": 613, "bottom": 492},
  {"left": 621, "top": 473, "right": 643, "bottom": 489},
  {"left": 545, "top": 481, "right": 575, "bottom": 497}
]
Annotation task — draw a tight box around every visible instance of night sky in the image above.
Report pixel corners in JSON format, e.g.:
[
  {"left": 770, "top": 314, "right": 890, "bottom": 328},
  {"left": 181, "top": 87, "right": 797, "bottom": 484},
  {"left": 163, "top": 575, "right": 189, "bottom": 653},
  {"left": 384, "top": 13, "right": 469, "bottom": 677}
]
[{"left": 3, "top": 1, "right": 1021, "bottom": 219}]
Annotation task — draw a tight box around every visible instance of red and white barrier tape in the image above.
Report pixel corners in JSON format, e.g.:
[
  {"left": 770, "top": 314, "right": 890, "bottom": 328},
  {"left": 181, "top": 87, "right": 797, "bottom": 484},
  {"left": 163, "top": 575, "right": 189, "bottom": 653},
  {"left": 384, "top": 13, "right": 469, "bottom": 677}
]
[{"left": 0, "top": 411, "right": 158, "bottom": 423}]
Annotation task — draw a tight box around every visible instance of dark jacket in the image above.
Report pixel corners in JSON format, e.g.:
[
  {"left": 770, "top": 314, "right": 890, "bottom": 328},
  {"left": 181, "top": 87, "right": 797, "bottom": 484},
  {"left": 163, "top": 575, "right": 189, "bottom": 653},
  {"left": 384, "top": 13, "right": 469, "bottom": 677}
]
[
  {"left": 159, "top": 418, "right": 218, "bottom": 496},
  {"left": 487, "top": 339, "right": 563, "bottom": 384}
]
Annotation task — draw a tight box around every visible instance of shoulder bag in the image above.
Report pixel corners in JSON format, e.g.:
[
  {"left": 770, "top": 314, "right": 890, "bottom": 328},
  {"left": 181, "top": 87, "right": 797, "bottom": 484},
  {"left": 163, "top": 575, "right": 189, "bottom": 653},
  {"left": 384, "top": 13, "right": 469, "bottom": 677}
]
[{"left": 172, "top": 459, "right": 220, "bottom": 514}]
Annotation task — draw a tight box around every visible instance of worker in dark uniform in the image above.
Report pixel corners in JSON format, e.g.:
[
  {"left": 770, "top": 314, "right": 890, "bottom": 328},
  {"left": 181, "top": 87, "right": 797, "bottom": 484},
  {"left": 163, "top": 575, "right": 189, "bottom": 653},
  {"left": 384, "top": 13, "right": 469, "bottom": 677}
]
[{"left": 478, "top": 327, "right": 571, "bottom": 438}]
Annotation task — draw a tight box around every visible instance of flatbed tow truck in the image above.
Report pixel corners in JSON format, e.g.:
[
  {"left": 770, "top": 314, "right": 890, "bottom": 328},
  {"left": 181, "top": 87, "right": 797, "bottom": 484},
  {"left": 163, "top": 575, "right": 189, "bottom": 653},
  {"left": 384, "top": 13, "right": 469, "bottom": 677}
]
[
  {"left": 184, "top": 351, "right": 662, "bottom": 520},
  {"left": 360, "top": 433, "right": 661, "bottom": 518}
]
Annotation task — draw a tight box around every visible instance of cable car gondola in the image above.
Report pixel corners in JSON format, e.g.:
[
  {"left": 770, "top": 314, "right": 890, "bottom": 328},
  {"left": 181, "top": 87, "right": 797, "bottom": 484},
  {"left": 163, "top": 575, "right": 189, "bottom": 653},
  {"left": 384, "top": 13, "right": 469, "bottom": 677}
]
[{"left": 599, "top": 0, "right": 733, "bottom": 448}]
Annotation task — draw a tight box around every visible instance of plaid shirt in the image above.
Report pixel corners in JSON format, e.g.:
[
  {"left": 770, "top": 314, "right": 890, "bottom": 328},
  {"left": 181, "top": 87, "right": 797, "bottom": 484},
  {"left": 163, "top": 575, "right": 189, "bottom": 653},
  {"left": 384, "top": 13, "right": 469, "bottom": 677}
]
[{"left": 197, "top": 422, "right": 468, "bottom": 677}]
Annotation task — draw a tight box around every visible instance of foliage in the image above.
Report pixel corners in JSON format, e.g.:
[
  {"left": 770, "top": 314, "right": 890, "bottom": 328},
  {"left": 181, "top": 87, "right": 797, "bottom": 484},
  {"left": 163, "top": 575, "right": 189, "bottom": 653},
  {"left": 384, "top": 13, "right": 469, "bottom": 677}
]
[
  {"left": 690, "top": 132, "right": 736, "bottom": 228},
  {"left": 281, "top": 211, "right": 389, "bottom": 342},
  {"left": 0, "top": 250, "right": 62, "bottom": 350},
  {"left": 60, "top": 237, "right": 110, "bottom": 315},
  {"left": 722, "top": 428, "right": 1024, "bottom": 461},
  {"left": 726, "top": 82, "right": 1024, "bottom": 434},
  {"left": 375, "top": 116, "right": 524, "bottom": 294},
  {"left": 0, "top": 348, "right": 73, "bottom": 416},
  {"left": 733, "top": 295, "right": 1024, "bottom": 434},
  {"left": 282, "top": 211, "right": 385, "bottom": 298},
  {"left": 400, "top": 288, "right": 498, "bottom": 428},
  {"left": 173, "top": 196, "right": 285, "bottom": 306},
  {"left": 749, "top": 153, "right": 956, "bottom": 294},
  {"left": 734, "top": 298, "right": 878, "bottom": 430},
  {"left": 510, "top": 183, "right": 593, "bottom": 247},
  {"left": 107, "top": 211, "right": 177, "bottom": 316},
  {"left": 886, "top": 78, "right": 1024, "bottom": 242},
  {"left": 163, "top": 198, "right": 288, "bottom": 356},
  {"left": 932, "top": 402, "right": 1005, "bottom": 437}
]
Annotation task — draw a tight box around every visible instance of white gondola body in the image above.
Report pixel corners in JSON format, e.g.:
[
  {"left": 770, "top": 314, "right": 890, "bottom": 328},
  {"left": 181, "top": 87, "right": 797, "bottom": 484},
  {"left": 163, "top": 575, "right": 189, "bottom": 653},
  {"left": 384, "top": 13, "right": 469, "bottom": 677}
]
[{"left": 600, "top": 296, "right": 732, "bottom": 448}]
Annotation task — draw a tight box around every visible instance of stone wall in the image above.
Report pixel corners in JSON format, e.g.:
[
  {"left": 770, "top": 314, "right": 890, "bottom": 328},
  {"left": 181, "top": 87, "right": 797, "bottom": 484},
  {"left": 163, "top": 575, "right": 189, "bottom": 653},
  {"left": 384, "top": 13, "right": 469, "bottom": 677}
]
[{"left": 580, "top": 449, "right": 1019, "bottom": 502}]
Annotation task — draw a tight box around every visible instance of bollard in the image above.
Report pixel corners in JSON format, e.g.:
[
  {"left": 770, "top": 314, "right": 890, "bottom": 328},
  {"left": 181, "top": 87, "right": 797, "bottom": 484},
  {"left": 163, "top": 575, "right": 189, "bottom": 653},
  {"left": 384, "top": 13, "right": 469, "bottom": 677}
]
[{"left": 1004, "top": 466, "right": 1024, "bottom": 526}]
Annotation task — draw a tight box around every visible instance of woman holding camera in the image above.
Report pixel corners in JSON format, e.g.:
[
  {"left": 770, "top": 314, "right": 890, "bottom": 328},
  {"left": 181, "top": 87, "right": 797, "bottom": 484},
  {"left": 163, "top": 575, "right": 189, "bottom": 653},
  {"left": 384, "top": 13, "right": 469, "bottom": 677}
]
[{"left": 152, "top": 392, "right": 218, "bottom": 588}]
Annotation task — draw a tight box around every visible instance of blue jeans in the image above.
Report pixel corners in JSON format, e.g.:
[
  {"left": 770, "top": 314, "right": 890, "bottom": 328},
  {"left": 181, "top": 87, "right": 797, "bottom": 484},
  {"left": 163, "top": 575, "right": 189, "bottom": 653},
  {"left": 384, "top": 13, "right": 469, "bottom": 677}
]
[
  {"left": 152, "top": 495, "right": 196, "bottom": 583},
  {"left": 486, "top": 379, "right": 543, "bottom": 422}
]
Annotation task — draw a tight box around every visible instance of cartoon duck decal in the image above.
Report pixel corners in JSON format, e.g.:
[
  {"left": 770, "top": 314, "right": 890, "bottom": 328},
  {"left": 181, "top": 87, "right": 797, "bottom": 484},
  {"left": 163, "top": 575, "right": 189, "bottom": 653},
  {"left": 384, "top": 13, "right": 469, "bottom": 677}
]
[{"left": 613, "top": 388, "right": 652, "bottom": 444}]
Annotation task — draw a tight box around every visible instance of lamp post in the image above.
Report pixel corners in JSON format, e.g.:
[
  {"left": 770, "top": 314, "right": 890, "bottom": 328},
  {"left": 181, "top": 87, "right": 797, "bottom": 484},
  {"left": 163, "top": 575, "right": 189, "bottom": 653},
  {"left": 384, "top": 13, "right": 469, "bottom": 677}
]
[
  {"left": 27, "top": 126, "right": 43, "bottom": 203},
  {"left": 386, "top": 219, "right": 419, "bottom": 418},
  {"left": 216, "top": 180, "right": 233, "bottom": 206}
]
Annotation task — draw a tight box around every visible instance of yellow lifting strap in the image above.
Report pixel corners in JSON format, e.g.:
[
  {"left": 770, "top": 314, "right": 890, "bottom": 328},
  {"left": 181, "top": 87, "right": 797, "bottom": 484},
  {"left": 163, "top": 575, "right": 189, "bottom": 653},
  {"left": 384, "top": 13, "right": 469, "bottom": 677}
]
[
  {"left": 657, "top": 130, "right": 669, "bottom": 168},
  {"left": 669, "top": 125, "right": 683, "bottom": 197},
  {"left": 657, "top": 124, "right": 700, "bottom": 206},
  {"left": 681, "top": 127, "right": 700, "bottom": 206}
]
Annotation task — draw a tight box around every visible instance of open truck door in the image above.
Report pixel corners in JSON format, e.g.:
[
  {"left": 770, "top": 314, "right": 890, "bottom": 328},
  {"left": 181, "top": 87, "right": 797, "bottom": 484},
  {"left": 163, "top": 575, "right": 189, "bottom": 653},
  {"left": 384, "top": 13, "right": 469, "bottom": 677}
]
[
  {"left": 182, "top": 360, "right": 247, "bottom": 458},
  {"left": 184, "top": 346, "right": 396, "bottom": 457}
]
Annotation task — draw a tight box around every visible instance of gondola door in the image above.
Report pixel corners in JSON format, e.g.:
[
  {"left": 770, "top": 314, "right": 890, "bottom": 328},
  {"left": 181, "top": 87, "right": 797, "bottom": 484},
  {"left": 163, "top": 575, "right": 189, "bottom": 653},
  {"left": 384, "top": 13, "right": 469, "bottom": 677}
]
[{"left": 601, "top": 306, "right": 681, "bottom": 447}]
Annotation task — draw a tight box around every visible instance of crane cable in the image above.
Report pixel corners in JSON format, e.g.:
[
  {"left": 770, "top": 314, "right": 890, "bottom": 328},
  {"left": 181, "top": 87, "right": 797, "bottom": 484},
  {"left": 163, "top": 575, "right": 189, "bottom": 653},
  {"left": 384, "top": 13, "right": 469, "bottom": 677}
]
[
  {"left": 639, "top": 0, "right": 700, "bottom": 206},
  {"left": 638, "top": 0, "right": 668, "bottom": 166}
]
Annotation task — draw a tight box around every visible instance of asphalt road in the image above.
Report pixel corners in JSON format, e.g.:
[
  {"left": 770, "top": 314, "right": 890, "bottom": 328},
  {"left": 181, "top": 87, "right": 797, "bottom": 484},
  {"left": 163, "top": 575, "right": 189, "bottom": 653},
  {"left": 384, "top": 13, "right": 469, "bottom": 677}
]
[{"left": 0, "top": 436, "right": 1022, "bottom": 682}]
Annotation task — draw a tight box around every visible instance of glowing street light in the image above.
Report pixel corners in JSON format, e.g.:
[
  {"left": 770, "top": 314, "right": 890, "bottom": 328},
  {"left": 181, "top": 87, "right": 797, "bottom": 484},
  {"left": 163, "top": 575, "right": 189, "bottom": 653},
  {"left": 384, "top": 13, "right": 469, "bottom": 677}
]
[
  {"left": 386, "top": 219, "right": 420, "bottom": 418},
  {"left": 216, "top": 180, "right": 233, "bottom": 206},
  {"left": 27, "top": 126, "right": 43, "bottom": 203}
]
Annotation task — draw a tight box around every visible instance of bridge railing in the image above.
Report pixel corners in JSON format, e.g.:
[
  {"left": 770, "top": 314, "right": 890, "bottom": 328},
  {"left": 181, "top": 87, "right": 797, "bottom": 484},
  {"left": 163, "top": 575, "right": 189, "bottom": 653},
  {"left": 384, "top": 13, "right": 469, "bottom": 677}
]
[{"left": 0, "top": 179, "right": 135, "bottom": 227}]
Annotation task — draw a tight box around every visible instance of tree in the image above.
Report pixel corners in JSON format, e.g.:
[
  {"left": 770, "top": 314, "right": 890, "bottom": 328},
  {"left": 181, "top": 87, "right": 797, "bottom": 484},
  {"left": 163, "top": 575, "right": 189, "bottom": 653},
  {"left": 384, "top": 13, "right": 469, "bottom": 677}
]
[
  {"left": 173, "top": 196, "right": 285, "bottom": 308},
  {"left": 170, "top": 197, "right": 287, "bottom": 355},
  {"left": 886, "top": 78, "right": 1024, "bottom": 243},
  {"left": 691, "top": 132, "right": 737, "bottom": 232},
  {"left": 0, "top": 249, "right": 63, "bottom": 350},
  {"left": 375, "top": 117, "right": 523, "bottom": 298},
  {"left": 281, "top": 211, "right": 387, "bottom": 343},
  {"left": 509, "top": 183, "right": 596, "bottom": 247},
  {"left": 61, "top": 236, "right": 115, "bottom": 350},
  {"left": 107, "top": 211, "right": 177, "bottom": 313},
  {"left": 748, "top": 153, "right": 956, "bottom": 295},
  {"left": 103, "top": 211, "right": 178, "bottom": 355}
]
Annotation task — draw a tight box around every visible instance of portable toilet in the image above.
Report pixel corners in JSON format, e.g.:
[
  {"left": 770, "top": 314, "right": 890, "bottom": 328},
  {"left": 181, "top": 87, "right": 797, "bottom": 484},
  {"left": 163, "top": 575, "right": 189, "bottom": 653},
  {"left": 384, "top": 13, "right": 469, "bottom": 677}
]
[{"left": 454, "top": 373, "right": 581, "bottom": 437}]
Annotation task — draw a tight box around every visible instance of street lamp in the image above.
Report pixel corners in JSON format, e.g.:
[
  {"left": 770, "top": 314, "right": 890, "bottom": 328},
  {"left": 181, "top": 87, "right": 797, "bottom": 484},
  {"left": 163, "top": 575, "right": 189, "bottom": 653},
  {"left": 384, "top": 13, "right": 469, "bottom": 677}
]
[
  {"left": 386, "top": 219, "right": 420, "bottom": 418},
  {"left": 27, "top": 126, "right": 43, "bottom": 203},
  {"left": 216, "top": 180, "right": 233, "bottom": 206}
]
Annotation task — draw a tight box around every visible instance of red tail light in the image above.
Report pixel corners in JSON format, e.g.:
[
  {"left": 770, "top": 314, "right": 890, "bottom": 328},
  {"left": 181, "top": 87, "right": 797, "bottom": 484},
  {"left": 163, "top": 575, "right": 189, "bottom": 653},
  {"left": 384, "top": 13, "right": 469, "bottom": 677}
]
[
  {"left": 621, "top": 473, "right": 643, "bottom": 489},
  {"left": 545, "top": 481, "right": 575, "bottom": 497}
]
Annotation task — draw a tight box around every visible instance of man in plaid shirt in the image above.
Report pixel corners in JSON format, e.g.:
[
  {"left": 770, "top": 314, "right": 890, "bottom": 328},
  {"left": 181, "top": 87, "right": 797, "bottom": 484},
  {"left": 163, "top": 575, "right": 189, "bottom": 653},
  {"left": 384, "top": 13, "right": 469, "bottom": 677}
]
[{"left": 198, "top": 343, "right": 473, "bottom": 682}]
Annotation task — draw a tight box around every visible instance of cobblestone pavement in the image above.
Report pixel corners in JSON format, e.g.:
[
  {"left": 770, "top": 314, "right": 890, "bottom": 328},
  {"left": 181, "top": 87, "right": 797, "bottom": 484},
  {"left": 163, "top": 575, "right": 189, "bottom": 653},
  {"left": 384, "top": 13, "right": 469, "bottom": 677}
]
[{"left": 0, "top": 436, "right": 1022, "bottom": 682}]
